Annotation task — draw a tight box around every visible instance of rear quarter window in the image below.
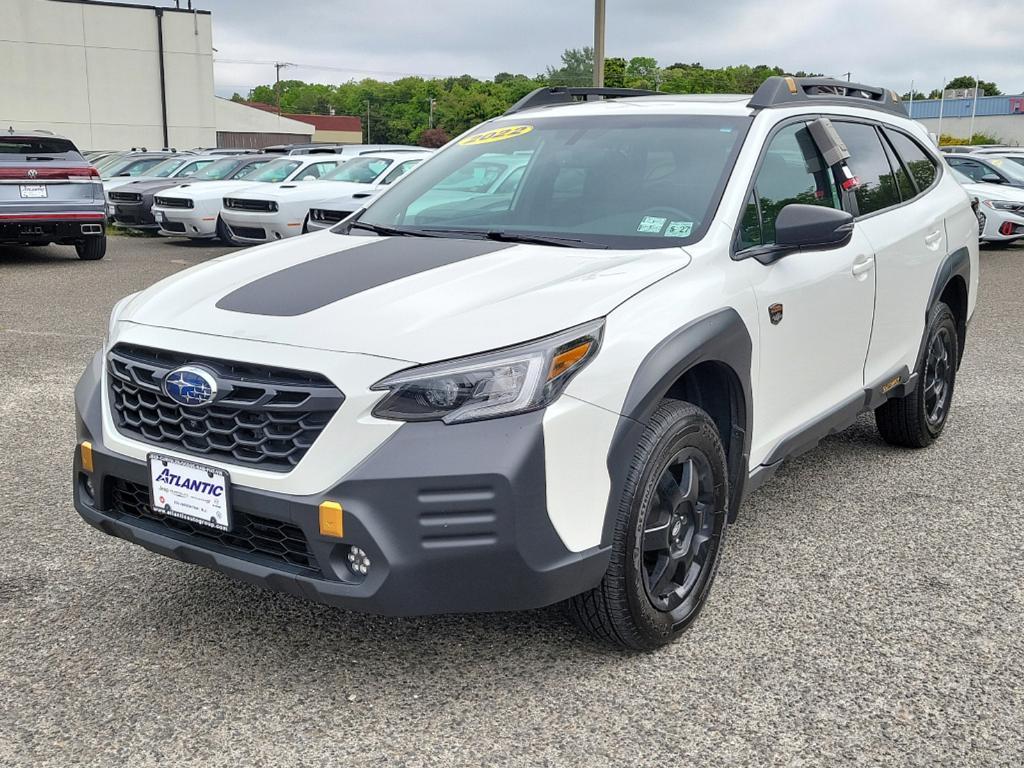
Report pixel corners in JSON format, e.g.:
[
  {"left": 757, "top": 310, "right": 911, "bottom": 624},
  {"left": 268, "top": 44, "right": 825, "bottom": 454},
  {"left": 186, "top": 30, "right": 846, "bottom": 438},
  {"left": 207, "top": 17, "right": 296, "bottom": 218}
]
[{"left": 883, "top": 129, "right": 939, "bottom": 194}]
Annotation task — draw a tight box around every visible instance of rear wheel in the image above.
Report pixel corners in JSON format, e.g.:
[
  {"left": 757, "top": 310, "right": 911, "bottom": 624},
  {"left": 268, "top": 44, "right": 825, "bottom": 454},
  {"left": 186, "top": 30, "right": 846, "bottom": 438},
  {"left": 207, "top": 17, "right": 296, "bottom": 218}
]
[
  {"left": 875, "top": 302, "right": 958, "bottom": 448},
  {"left": 75, "top": 235, "right": 106, "bottom": 261},
  {"left": 569, "top": 400, "right": 729, "bottom": 650}
]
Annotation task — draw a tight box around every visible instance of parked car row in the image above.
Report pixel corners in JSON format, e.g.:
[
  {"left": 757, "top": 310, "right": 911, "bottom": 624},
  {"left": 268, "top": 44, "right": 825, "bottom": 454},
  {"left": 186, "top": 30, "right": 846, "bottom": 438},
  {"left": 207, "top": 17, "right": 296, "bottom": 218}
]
[{"left": 946, "top": 151, "right": 1024, "bottom": 245}]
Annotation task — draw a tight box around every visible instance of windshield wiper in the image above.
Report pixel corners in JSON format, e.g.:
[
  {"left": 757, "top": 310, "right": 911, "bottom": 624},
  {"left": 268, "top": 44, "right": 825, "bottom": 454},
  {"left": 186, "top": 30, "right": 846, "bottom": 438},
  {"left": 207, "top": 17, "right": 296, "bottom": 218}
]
[
  {"left": 346, "top": 221, "right": 449, "bottom": 238},
  {"left": 479, "top": 231, "right": 608, "bottom": 249}
]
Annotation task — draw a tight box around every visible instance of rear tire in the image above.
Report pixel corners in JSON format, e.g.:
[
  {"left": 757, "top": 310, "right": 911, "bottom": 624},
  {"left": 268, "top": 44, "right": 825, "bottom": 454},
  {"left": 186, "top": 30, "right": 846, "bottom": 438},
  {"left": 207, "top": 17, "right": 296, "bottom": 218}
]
[
  {"left": 568, "top": 400, "right": 729, "bottom": 651},
  {"left": 75, "top": 235, "right": 106, "bottom": 261},
  {"left": 875, "top": 302, "right": 958, "bottom": 448},
  {"left": 216, "top": 216, "right": 236, "bottom": 245}
]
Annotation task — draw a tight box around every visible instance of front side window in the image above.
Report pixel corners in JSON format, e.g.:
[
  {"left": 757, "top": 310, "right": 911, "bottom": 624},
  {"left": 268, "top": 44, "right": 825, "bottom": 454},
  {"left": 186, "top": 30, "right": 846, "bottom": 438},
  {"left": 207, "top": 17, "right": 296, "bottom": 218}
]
[
  {"left": 948, "top": 158, "right": 993, "bottom": 182},
  {"left": 738, "top": 122, "right": 840, "bottom": 249},
  {"left": 123, "top": 158, "right": 165, "bottom": 177},
  {"left": 229, "top": 160, "right": 270, "bottom": 180},
  {"left": 356, "top": 115, "right": 751, "bottom": 248},
  {"left": 178, "top": 159, "right": 215, "bottom": 177},
  {"left": 832, "top": 122, "right": 901, "bottom": 215},
  {"left": 325, "top": 157, "right": 393, "bottom": 183},
  {"left": 295, "top": 161, "right": 338, "bottom": 180},
  {"left": 380, "top": 159, "right": 422, "bottom": 185}
]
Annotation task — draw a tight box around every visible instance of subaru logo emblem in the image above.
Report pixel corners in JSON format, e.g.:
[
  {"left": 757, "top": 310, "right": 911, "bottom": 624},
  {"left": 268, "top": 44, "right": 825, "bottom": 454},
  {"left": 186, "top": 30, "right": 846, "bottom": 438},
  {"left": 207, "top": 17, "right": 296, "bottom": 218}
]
[
  {"left": 163, "top": 366, "right": 218, "bottom": 407},
  {"left": 27, "top": 169, "right": 37, "bottom": 179}
]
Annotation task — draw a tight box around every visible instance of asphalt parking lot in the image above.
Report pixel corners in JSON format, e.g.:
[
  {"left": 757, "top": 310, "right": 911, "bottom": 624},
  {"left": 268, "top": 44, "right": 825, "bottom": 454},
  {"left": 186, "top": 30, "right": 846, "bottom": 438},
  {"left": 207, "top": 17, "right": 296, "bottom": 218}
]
[{"left": 1, "top": 234, "right": 1023, "bottom": 767}]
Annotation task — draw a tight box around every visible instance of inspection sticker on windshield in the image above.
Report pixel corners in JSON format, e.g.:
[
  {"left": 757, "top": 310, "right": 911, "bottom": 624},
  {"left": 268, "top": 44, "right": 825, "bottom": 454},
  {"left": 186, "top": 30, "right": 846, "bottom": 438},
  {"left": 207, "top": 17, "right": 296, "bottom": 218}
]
[
  {"left": 665, "top": 220, "right": 694, "bottom": 237},
  {"left": 637, "top": 216, "right": 667, "bottom": 233},
  {"left": 459, "top": 125, "right": 534, "bottom": 146}
]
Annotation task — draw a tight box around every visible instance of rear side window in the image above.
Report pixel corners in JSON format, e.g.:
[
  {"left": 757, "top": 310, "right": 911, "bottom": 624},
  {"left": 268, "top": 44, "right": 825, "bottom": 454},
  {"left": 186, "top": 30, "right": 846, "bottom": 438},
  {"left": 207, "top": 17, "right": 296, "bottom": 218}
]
[
  {"left": 884, "top": 130, "right": 938, "bottom": 193},
  {"left": 833, "top": 122, "right": 901, "bottom": 216},
  {"left": 738, "top": 122, "right": 840, "bottom": 250}
]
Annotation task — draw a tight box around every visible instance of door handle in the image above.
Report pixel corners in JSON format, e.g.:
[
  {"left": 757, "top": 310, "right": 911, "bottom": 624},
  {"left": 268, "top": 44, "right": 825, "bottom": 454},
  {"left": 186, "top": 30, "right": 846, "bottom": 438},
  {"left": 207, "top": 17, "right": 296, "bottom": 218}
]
[
  {"left": 924, "top": 230, "right": 943, "bottom": 249},
  {"left": 851, "top": 254, "right": 874, "bottom": 277}
]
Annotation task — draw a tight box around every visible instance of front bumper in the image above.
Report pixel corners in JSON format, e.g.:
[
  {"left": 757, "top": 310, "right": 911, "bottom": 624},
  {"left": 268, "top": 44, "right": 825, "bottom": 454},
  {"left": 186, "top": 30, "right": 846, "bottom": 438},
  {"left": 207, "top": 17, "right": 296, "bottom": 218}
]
[
  {"left": 112, "top": 201, "right": 158, "bottom": 230},
  {"left": 73, "top": 352, "right": 609, "bottom": 615},
  {"left": 154, "top": 208, "right": 217, "bottom": 238},
  {"left": 222, "top": 210, "right": 304, "bottom": 243}
]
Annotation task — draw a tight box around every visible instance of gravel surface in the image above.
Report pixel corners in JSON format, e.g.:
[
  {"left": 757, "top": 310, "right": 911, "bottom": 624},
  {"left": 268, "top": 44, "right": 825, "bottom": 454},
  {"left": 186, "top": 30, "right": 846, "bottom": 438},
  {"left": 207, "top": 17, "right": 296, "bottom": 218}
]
[{"left": 1, "top": 235, "right": 1022, "bottom": 767}]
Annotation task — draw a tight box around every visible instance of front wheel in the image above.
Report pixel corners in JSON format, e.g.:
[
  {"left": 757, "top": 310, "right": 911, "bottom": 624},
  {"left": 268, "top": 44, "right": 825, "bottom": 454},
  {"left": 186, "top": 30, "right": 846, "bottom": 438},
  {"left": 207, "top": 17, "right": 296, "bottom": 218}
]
[
  {"left": 75, "top": 235, "right": 106, "bottom": 261},
  {"left": 569, "top": 400, "right": 729, "bottom": 651},
  {"left": 875, "top": 302, "right": 958, "bottom": 448}
]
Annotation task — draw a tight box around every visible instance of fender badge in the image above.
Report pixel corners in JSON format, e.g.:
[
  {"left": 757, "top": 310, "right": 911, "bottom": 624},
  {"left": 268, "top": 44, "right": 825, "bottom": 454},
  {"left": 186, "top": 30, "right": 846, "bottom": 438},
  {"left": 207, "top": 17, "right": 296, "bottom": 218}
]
[
  {"left": 881, "top": 375, "right": 903, "bottom": 394},
  {"left": 768, "top": 303, "right": 784, "bottom": 325}
]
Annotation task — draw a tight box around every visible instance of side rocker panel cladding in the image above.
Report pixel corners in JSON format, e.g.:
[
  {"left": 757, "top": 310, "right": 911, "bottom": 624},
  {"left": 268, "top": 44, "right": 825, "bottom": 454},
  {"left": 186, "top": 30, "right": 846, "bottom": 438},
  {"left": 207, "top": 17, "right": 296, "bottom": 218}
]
[{"left": 603, "top": 309, "right": 753, "bottom": 541}]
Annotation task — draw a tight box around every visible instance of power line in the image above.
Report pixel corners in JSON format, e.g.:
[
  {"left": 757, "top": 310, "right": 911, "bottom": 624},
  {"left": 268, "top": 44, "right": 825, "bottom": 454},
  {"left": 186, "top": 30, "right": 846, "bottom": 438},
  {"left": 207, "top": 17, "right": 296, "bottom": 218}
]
[{"left": 213, "top": 57, "right": 451, "bottom": 80}]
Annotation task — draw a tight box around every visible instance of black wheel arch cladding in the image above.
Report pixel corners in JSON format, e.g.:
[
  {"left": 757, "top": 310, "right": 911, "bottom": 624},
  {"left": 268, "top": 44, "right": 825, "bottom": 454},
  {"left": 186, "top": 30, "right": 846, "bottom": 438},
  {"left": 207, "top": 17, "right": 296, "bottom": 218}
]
[
  {"left": 924, "top": 246, "right": 970, "bottom": 367},
  {"left": 604, "top": 308, "right": 753, "bottom": 537}
]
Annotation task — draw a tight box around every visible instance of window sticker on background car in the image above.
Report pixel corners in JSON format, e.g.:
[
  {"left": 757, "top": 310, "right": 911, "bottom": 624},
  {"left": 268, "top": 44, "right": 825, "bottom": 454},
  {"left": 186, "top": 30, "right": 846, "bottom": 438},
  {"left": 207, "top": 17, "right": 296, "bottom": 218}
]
[
  {"left": 458, "top": 125, "right": 534, "bottom": 146},
  {"left": 665, "top": 220, "right": 694, "bottom": 237},
  {"left": 637, "top": 216, "right": 667, "bottom": 233}
]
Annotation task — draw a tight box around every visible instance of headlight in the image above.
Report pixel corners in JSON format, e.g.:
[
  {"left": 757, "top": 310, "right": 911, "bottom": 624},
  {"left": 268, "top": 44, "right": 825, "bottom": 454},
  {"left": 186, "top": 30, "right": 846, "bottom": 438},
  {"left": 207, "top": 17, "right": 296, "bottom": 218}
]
[
  {"left": 982, "top": 199, "right": 1024, "bottom": 212},
  {"left": 371, "top": 319, "right": 604, "bottom": 424}
]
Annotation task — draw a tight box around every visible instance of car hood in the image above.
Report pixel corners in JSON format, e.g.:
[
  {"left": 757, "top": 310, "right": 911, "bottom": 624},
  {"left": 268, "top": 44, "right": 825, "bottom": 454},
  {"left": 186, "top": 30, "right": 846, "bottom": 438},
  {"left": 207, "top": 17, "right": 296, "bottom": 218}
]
[
  {"left": 118, "top": 230, "right": 691, "bottom": 362},
  {"left": 116, "top": 178, "right": 188, "bottom": 196},
  {"left": 960, "top": 179, "right": 1024, "bottom": 202},
  {"left": 234, "top": 180, "right": 372, "bottom": 203},
  {"left": 160, "top": 180, "right": 266, "bottom": 201}
]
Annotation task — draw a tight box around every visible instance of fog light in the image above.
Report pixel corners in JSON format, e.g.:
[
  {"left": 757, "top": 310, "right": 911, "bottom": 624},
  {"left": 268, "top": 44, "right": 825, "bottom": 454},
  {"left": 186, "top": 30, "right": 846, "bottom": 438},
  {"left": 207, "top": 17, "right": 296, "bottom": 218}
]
[
  {"left": 82, "top": 474, "right": 95, "bottom": 503},
  {"left": 347, "top": 546, "right": 371, "bottom": 576}
]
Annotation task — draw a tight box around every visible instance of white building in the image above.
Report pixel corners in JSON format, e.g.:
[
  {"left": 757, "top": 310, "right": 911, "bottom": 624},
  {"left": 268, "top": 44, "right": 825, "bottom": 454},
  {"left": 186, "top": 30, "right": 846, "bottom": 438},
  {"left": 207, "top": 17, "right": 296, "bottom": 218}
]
[{"left": 1, "top": 0, "right": 312, "bottom": 149}]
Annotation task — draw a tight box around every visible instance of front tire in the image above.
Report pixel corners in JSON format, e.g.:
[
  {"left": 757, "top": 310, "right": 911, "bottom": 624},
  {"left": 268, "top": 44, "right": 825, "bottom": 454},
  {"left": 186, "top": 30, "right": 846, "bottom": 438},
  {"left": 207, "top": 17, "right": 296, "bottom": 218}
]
[
  {"left": 875, "top": 302, "right": 958, "bottom": 448},
  {"left": 569, "top": 400, "right": 729, "bottom": 651},
  {"left": 75, "top": 235, "right": 106, "bottom": 261}
]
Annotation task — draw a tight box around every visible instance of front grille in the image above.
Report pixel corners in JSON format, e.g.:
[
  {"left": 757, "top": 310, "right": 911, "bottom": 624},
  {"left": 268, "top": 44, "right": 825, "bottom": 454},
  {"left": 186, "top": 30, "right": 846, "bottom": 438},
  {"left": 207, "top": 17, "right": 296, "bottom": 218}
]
[
  {"left": 161, "top": 220, "right": 187, "bottom": 232},
  {"left": 109, "top": 191, "right": 142, "bottom": 203},
  {"left": 107, "top": 344, "right": 344, "bottom": 472},
  {"left": 310, "top": 208, "right": 351, "bottom": 224},
  {"left": 154, "top": 196, "right": 192, "bottom": 209},
  {"left": 114, "top": 213, "right": 149, "bottom": 225},
  {"left": 224, "top": 197, "right": 277, "bottom": 212},
  {"left": 229, "top": 225, "right": 267, "bottom": 240},
  {"left": 109, "top": 478, "right": 321, "bottom": 575}
]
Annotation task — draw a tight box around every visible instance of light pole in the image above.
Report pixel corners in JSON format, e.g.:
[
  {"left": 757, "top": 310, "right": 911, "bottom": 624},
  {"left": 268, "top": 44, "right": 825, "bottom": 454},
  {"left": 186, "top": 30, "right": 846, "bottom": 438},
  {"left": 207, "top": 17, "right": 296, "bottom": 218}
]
[
  {"left": 274, "top": 62, "right": 292, "bottom": 115},
  {"left": 593, "top": 0, "right": 605, "bottom": 87}
]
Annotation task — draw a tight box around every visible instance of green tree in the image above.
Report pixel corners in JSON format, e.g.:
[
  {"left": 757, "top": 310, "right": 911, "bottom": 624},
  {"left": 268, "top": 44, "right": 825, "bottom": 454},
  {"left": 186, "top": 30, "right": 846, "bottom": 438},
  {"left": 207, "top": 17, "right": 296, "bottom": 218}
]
[
  {"left": 625, "top": 56, "right": 660, "bottom": 90},
  {"left": 944, "top": 76, "right": 1001, "bottom": 96},
  {"left": 604, "top": 57, "right": 627, "bottom": 88},
  {"left": 546, "top": 47, "right": 593, "bottom": 86}
]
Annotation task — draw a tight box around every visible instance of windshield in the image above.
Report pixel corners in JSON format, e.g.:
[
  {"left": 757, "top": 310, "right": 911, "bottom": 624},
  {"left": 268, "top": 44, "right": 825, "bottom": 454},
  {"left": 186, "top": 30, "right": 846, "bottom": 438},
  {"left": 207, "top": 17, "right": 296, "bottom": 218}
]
[
  {"left": 246, "top": 158, "right": 302, "bottom": 183},
  {"left": 356, "top": 115, "right": 751, "bottom": 248},
  {"left": 191, "top": 158, "right": 242, "bottom": 180},
  {"left": 325, "top": 157, "right": 393, "bottom": 183},
  {"left": 986, "top": 157, "right": 1024, "bottom": 183},
  {"left": 950, "top": 168, "right": 973, "bottom": 185},
  {"left": 230, "top": 160, "right": 271, "bottom": 179},
  {"left": 147, "top": 158, "right": 188, "bottom": 177}
]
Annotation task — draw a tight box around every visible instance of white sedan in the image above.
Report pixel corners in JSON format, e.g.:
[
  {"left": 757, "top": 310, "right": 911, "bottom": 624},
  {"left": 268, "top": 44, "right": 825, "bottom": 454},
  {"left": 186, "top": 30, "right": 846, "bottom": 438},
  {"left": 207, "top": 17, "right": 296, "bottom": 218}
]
[
  {"left": 219, "top": 151, "right": 431, "bottom": 244},
  {"left": 152, "top": 155, "right": 343, "bottom": 242},
  {"left": 951, "top": 167, "right": 1024, "bottom": 244}
]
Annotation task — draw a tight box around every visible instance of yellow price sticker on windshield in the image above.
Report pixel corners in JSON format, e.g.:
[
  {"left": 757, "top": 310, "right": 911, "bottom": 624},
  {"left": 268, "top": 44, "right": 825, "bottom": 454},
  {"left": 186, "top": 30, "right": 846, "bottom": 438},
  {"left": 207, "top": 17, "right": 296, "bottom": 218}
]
[{"left": 459, "top": 125, "right": 534, "bottom": 146}]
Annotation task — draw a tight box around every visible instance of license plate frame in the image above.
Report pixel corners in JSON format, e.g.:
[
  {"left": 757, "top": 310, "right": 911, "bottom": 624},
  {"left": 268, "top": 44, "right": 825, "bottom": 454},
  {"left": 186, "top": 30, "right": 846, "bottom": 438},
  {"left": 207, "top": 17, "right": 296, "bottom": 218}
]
[
  {"left": 148, "top": 453, "right": 232, "bottom": 531},
  {"left": 20, "top": 184, "right": 47, "bottom": 199}
]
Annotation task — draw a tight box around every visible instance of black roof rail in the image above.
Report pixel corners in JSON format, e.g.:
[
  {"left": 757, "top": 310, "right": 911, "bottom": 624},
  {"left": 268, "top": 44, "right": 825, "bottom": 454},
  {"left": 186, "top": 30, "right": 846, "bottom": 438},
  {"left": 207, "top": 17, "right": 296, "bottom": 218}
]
[
  {"left": 504, "top": 86, "right": 657, "bottom": 115},
  {"left": 749, "top": 76, "right": 907, "bottom": 117}
]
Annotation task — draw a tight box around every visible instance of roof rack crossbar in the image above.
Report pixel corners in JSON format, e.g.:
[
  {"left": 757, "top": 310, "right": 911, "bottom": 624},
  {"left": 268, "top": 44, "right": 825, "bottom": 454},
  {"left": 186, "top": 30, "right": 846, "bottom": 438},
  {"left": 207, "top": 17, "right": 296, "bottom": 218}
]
[
  {"left": 748, "top": 76, "right": 907, "bottom": 117},
  {"left": 504, "top": 86, "right": 657, "bottom": 116}
]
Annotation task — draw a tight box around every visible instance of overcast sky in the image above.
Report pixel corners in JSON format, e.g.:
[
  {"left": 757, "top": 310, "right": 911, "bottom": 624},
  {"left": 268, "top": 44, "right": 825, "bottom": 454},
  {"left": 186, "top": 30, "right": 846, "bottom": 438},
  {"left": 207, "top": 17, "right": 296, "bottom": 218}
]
[{"left": 153, "top": 0, "right": 1023, "bottom": 97}]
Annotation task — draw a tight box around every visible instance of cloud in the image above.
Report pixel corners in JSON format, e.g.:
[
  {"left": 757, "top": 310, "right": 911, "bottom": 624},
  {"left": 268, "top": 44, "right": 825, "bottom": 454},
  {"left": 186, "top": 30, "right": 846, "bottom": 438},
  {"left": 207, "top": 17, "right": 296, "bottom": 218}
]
[{"left": 136, "top": 0, "right": 1024, "bottom": 96}]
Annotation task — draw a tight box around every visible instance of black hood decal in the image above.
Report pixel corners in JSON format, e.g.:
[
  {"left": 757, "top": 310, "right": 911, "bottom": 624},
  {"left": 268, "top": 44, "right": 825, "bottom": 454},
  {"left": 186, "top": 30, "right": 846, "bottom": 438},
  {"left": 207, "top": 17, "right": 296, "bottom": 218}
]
[{"left": 216, "top": 237, "right": 512, "bottom": 317}]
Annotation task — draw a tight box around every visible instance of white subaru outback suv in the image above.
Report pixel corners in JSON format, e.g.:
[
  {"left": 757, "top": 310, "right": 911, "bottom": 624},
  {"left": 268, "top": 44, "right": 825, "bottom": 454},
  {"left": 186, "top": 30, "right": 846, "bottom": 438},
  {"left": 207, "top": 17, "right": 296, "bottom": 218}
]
[{"left": 74, "top": 79, "right": 979, "bottom": 650}]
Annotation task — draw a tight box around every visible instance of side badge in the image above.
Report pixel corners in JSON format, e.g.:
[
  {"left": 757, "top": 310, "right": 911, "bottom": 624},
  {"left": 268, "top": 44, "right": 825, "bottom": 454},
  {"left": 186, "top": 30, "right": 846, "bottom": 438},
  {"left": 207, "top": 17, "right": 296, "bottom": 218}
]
[{"left": 769, "top": 303, "right": 784, "bottom": 325}]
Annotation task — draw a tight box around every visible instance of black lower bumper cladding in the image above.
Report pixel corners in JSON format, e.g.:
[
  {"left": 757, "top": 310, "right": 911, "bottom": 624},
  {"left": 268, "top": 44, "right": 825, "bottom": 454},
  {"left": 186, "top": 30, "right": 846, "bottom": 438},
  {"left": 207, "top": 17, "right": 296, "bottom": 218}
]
[{"left": 73, "top": 351, "right": 609, "bottom": 615}]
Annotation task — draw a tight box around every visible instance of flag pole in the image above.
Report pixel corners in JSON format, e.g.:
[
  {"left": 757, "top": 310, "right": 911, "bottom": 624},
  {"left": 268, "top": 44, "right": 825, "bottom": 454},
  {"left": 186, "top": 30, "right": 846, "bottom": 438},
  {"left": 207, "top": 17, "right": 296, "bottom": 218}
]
[{"left": 969, "top": 75, "right": 980, "bottom": 142}]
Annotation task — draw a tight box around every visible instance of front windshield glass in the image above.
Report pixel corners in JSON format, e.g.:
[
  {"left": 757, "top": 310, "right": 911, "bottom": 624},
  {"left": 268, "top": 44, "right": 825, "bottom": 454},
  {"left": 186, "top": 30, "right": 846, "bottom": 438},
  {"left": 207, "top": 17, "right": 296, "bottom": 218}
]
[
  {"left": 356, "top": 115, "right": 751, "bottom": 248},
  {"left": 246, "top": 159, "right": 301, "bottom": 183},
  {"left": 191, "top": 158, "right": 244, "bottom": 180},
  {"left": 987, "top": 157, "right": 1024, "bottom": 183},
  {"left": 325, "top": 157, "right": 393, "bottom": 183},
  {"left": 147, "top": 158, "right": 188, "bottom": 177}
]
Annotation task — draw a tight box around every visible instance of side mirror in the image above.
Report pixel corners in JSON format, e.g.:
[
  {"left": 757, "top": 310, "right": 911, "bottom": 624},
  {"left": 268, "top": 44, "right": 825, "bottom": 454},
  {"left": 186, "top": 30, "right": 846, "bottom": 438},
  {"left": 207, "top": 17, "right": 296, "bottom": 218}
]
[
  {"left": 755, "top": 204, "right": 854, "bottom": 263},
  {"left": 980, "top": 173, "right": 1004, "bottom": 184},
  {"left": 301, "top": 174, "right": 317, "bottom": 181}
]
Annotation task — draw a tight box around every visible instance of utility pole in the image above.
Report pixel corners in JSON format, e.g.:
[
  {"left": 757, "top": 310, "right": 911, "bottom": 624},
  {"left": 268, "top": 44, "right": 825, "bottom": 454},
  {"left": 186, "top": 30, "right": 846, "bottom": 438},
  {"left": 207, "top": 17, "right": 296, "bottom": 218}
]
[
  {"left": 366, "top": 100, "right": 371, "bottom": 143},
  {"left": 593, "top": 0, "right": 605, "bottom": 87},
  {"left": 274, "top": 62, "right": 292, "bottom": 115},
  {"left": 908, "top": 80, "right": 915, "bottom": 118},
  {"left": 429, "top": 98, "right": 435, "bottom": 129}
]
